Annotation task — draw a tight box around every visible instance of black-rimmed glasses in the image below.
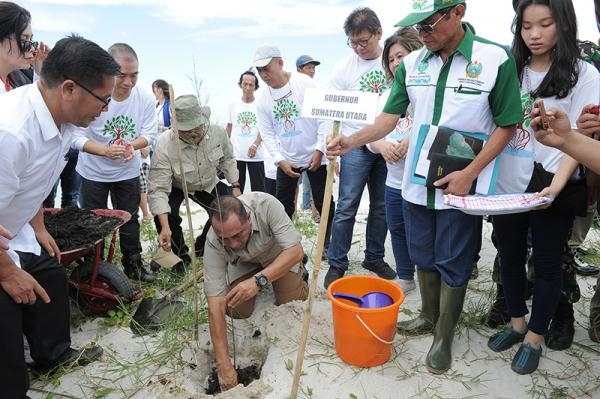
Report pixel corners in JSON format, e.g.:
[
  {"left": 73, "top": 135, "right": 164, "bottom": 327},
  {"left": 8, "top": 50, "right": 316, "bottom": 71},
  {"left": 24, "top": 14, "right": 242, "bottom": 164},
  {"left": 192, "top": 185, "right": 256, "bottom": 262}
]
[
  {"left": 413, "top": 8, "right": 452, "bottom": 33},
  {"left": 346, "top": 33, "right": 374, "bottom": 49},
  {"left": 19, "top": 39, "right": 39, "bottom": 53},
  {"left": 67, "top": 77, "right": 111, "bottom": 109}
]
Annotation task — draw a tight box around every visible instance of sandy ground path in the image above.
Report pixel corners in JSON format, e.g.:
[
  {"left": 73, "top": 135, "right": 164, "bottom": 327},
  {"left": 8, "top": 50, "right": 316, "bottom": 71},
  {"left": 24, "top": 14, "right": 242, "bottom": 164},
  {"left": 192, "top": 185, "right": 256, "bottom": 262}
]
[{"left": 29, "top": 187, "right": 600, "bottom": 399}]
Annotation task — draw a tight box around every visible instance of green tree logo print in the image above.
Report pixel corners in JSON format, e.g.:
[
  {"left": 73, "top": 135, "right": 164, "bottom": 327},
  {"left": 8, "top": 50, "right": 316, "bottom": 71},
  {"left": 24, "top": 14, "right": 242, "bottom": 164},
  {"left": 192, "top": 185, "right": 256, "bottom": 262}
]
[
  {"left": 237, "top": 111, "right": 257, "bottom": 134},
  {"left": 509, "top": 92, "right": 534, "bottom": 151},
  {"left": 103, "top": 115, "right": 137, "bottom": 144},
  {"left": 359, "top": 70, "right": 388, "bottom": 94},
  {"left": 273, "top": 98, "right": 299, "bottom": 132}
]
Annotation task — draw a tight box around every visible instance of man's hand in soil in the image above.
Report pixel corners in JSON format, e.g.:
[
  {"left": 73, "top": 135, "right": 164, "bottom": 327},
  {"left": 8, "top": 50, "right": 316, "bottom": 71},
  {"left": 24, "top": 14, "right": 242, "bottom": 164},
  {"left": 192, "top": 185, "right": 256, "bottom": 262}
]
[
  {"left": 0, "top": 258, "right": 50, "bottom": 305},
  {"left": 218, "top": 362, "right": 238, "bottom": 392},
  {"left": 225, "top": 278, "right": 259, "bottom": 309}
]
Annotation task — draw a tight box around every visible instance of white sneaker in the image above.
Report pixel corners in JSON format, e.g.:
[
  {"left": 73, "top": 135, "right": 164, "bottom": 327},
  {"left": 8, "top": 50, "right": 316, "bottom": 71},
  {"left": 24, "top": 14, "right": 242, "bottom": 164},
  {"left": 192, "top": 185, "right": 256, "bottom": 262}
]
[{"left": 396, "top": 279, "right": 416, "bottom": 294}]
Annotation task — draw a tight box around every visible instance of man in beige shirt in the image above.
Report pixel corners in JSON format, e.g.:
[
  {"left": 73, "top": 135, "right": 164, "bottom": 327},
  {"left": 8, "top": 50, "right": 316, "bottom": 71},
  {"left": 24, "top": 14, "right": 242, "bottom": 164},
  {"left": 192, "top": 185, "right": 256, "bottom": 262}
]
[
  {"left": 203, "top": 192, "right": 308, "bottom": 391},
  {"left": 148, "top": 95, "right": 240, "bottom": 267}
]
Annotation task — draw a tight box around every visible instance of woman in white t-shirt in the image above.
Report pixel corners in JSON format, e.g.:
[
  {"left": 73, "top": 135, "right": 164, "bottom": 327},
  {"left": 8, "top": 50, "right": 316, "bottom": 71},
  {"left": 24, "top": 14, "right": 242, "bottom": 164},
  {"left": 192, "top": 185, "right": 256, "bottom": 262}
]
[
  {"left": 489, "top": 0, "right": 600, "bottom": 375},
  {"left": 367, "top": 28, "right": 423, "bottom": 295}
]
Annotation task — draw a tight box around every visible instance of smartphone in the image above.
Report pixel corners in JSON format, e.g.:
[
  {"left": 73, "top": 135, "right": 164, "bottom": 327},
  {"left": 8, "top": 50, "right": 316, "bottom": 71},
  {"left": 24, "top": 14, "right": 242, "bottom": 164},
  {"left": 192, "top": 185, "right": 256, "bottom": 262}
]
[
  {"left": 588, "top": 105, "right": 600, "bottom": 115},
  {"left": 537, "top": 100, "right": 550, "bottom": 130}
]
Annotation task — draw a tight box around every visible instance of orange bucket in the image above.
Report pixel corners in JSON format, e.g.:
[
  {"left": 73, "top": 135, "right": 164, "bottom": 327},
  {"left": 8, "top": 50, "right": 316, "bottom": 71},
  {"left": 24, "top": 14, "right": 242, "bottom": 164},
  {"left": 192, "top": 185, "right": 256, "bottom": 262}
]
[{"left": 327, "top": 275, "right": 405, "bottom": 367}]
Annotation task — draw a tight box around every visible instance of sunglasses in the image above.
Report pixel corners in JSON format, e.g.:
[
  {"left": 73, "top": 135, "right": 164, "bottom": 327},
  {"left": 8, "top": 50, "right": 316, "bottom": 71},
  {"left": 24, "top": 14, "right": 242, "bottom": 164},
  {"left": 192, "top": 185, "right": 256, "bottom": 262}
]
[
  {"left": 346, "top": 33, "right": 375, "bottom": 49},
  {"left": 19, "top": 39, "right": 39, "bottom": 53},
  {"left": 413, "top": 8, "right": 452, "bottom": 33},
  {"left": 66, "top": 77, "right": 111, "bottom": 109}
]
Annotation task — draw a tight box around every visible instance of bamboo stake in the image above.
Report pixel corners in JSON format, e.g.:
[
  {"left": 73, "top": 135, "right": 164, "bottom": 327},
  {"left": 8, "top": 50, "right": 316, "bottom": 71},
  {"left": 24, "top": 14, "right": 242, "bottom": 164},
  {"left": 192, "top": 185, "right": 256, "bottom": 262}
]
[
  {"left": 168, "top": 85, "right": 200, "bottom": 341},
  {"left": 290, "top": 120, "right": 340, "bottom": 398}
]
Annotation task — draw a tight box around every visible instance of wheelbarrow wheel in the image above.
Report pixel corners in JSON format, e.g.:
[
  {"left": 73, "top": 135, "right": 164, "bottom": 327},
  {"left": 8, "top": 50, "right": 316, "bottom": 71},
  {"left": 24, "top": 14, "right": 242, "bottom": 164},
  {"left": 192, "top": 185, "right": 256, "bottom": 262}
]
[{"left": 70, "top": 261, "right": 136, "bottom": 315}]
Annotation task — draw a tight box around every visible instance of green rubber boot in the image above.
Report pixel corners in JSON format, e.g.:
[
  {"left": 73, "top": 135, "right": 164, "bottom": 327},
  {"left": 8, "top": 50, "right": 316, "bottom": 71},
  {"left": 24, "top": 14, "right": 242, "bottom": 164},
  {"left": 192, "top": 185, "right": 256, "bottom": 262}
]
[
  {"left": 397, "top": 270, "right": 441, "bottom": 335},
  {"left": 425, "top": 281, "right": 467, "bottom": 374}
]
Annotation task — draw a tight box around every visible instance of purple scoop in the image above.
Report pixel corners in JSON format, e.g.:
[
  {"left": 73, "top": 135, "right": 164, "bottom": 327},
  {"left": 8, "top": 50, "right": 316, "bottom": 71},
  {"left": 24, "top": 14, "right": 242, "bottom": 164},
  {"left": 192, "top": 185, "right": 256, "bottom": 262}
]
[{"left": 332, "top": 291, "right": 393, "bottom": 308}]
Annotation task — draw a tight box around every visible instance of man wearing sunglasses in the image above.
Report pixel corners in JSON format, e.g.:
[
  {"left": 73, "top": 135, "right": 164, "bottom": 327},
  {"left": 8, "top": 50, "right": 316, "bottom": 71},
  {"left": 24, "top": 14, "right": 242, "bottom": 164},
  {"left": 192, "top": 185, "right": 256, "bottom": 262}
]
[
  {"left": 0, "top": 34, "right": 120, "bottom": 399},
  {"left": 323, "top": 7, "right": 396, "bottom": 289},
  {"left": 72, "top": 43, "right": 158, "bottom": 283},
  {"left": 326, "top": 0, "right": 522, "bottom": 374}
]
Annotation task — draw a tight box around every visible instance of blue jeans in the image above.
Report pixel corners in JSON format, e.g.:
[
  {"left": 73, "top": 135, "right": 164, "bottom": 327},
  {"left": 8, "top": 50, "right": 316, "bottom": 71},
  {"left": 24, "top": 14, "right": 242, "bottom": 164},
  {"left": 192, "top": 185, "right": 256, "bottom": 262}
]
[
  {"left": 301, "top": 171, "right": 311, "bottom": 210},
  {"left": 385, "top": 186, "right": 413, "bottom": 280},
  {"left": 402, "top": 200, "right": 478, "bottom": 287},
  {"left": 327, "top": 146, "right": 388, "bottom": 270}
]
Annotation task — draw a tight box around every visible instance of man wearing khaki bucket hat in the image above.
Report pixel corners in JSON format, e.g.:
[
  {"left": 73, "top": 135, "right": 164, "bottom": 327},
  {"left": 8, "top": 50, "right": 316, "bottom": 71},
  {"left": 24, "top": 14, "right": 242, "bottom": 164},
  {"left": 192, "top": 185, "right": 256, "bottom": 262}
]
[
  {"left": 148, "top": 94, "right": 240, "bottom": 272},
  {"left": 326, "top": 0, "right": 522, "bottom": 374}
]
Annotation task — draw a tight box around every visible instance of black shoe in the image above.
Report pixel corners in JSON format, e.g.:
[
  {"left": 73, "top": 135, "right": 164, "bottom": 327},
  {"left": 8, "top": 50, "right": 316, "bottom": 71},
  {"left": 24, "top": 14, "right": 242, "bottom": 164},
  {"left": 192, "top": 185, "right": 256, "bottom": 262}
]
[
  {"left": 124, "top": 254, "right": 156, "bottom": 283},
  {"left": 324, "top": 267, "right": 345, "bottom": 289},
  {"left": 573, "top": 251, "right": 600, "bottom": 276},
  {"left": 511, "top": 342, "right": 542, "bottom": 375},
  {"left": 361, "top": 259, "right": 396, "bottom": 280},
  {"left": 125, "top": 265, "right": 155, "bottom": 283},
  {"left": 484, "top": 284, "right": 511, "bottom": 328},
  {"left": 180, "top": 253, "right": 192, "bottom": 266},
  {"left": 171, "top": 261, "right": 186, "bottom": 277},
  {"left": 32, "top": 345, "right": 103, "bottom": 376},
  {"left": 545, "top": 300, "right": 574, "bottom": 350},
  {"left": 302, "top": 253, "right": 308, "bottom": 265},
  {"left": 488, "top": 325, "right": 527, "bottom": 352}
]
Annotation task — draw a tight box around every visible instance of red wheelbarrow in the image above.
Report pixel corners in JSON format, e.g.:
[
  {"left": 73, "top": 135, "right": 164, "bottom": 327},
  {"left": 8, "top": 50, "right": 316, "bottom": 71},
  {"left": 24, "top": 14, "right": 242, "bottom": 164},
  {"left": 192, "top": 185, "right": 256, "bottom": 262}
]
[{"left": 45, "top": 208, "right": 142, "bottom": 315}]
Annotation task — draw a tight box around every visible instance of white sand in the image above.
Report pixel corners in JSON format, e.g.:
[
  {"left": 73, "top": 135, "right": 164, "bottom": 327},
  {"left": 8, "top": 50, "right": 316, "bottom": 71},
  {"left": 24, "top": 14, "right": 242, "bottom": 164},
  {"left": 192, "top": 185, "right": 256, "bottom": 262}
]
[{"left": 29, "top": 194, "right": 600, "bottom": 399}]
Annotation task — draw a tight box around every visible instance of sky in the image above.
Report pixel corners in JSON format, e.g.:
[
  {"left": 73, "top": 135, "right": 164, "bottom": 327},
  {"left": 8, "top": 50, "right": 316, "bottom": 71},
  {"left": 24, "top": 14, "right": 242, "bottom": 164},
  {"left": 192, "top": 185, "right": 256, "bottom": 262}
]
[{"left": 18, "top": 0, "right": 600, "bottom": 125}]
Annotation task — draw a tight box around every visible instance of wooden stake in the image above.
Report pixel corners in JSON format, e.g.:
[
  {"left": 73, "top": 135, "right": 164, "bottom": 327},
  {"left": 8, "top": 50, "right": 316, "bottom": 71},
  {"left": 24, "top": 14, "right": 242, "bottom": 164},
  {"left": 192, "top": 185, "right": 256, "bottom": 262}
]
[
  {"left": 168, "top": 85, "right": 200, "bottom": 341},
  {"left": 290, "top": 120, "right": 340, "bottom": 398}
]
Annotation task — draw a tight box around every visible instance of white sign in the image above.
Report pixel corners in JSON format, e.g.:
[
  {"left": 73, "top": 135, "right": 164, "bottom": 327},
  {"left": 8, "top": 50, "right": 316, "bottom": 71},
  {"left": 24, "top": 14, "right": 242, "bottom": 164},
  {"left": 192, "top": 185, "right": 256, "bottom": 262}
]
[{"left": 301, "top": 88, "right": 380, "bottom": 124}]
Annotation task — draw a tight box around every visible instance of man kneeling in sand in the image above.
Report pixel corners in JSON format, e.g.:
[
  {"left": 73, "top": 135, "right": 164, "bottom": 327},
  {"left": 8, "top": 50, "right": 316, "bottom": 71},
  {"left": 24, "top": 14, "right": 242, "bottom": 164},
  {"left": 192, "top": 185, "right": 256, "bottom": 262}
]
[{"left": 203, "top": 192, "right": 308, "bottom": 391}]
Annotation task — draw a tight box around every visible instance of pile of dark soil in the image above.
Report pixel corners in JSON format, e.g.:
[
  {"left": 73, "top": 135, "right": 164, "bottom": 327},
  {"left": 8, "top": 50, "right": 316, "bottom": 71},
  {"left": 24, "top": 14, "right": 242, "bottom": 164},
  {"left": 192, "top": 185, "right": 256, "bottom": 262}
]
[
  {"left": 205, "top": 364, "right": 261, "bottom": 394},
  {"left": 44, "top": 207, "right": 122, "bottom": 251}
]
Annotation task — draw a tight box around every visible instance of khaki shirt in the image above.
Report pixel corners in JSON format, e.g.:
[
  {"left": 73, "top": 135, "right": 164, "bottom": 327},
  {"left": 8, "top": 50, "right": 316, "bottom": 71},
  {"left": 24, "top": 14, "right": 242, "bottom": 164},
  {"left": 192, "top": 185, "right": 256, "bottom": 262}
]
[
  {"left": 203, "top": 192, "right": 302, "bottom": 297},
  {"left": 148, "top": 125, "right": 238, "bottom": 216}
]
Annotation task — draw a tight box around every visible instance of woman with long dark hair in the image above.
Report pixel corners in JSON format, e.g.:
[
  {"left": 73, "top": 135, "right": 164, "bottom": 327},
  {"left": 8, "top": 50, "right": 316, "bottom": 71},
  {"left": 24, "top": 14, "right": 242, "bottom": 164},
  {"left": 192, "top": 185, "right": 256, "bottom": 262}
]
[
  {"left": 152, "top": 78, "right": 171, "bottom": 130},
  {"left": 489, "top": 0, "right": 599, "bottom": 375},
  {"left": 0, "top": 1, "right": 49, "bottom": 92}
]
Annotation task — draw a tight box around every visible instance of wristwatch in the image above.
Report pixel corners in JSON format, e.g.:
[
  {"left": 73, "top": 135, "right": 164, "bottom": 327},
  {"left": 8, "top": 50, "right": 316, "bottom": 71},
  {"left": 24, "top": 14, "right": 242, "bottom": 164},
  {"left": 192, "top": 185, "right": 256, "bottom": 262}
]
[{"left": 254, "top": 273, "right": 268, "bottom": 289}]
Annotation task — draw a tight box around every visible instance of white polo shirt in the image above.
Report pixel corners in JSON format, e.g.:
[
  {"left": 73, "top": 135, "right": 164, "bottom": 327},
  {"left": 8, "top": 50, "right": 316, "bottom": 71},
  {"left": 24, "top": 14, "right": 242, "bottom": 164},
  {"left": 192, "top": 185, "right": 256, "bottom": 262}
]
[
  {"left": 384, "top": 27, "right": 523, "bottom": 209},
  {"left": 0, "top": 83, "right": 74, "bottom": 266}
]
